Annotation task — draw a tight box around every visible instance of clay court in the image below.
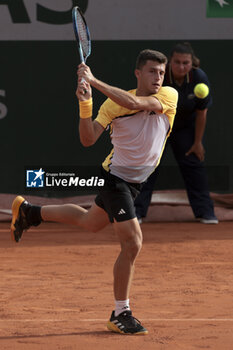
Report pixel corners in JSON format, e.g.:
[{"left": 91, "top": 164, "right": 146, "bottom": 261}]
[{"left": 1, "top": 220, "right": 233, "bottom": 350}]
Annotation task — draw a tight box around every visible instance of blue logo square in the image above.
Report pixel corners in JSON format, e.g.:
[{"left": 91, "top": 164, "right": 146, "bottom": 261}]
[{"left": 26, "top": 169, "right": 45, "bottom": 188}]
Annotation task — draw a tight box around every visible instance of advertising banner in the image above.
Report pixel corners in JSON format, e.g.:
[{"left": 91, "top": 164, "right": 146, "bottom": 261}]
[
  {"left": 0, "top": 0, "right": 232, "bottom": 40},
  {"left": 207, "top": 0, "right": 233, "bottom": 17}
]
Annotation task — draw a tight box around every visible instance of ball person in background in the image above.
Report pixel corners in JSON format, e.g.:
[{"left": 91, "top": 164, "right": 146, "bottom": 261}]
[
  {"left": 10, "top": 50, "right": 178, "bottom": 335},
  {"left": 135, "top": 42, "right": 218, "bottom": 224}
]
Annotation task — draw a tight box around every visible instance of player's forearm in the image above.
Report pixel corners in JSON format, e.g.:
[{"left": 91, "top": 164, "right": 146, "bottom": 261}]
[
  {"left": 79, "top": 118, "right": 104, "bottom": 147},
  {"left": 194, "top": 109, "right": 207, "bottom": 143},
  {"left": 79, "top": 118, "right": 96, "bottom": 147},
  {"left": 91, "top": 77, "right": 139, "bottom": 110}
]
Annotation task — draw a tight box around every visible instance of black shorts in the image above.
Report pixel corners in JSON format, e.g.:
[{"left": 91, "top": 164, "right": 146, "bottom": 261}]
[{"left": 95, "top": 168, "right": 142, "bottom": 223}]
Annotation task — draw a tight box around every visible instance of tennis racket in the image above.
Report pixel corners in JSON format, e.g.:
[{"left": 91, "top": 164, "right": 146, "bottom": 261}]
[{"left": 72, "top": 6, "right": 91, "bottom": 93}]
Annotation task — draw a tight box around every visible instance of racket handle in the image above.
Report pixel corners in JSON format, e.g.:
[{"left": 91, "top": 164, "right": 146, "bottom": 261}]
[{"left": 80, "top": 77, "right": 87, "bottom": 94}]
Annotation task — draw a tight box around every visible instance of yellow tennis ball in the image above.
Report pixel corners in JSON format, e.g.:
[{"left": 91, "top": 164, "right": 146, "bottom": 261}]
[{"left": 194, "top": 83, "right": 209, "bottom": 99}]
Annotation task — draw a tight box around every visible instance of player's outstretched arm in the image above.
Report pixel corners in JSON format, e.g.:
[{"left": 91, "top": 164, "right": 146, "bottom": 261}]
[
  {"left": 76, "top": 76, "right": 104, "bottom": 147},
  {"left": 77, "top": 63, "right": 163, "bottom": 113}
]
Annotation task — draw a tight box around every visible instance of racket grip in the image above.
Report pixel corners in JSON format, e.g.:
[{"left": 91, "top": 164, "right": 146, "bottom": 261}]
[{"left": 80, "top": 77, "right": 87, "bottom": 94}]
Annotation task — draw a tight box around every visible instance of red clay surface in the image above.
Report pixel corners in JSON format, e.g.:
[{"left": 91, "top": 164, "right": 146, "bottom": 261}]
[{"left": 0, "top": 221, "right": 233, "bottom": 349}]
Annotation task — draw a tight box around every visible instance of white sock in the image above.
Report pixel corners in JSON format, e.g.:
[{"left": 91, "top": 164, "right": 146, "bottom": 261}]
[{"left": 114, "top": 299, "right": 130, "bottom": 317}]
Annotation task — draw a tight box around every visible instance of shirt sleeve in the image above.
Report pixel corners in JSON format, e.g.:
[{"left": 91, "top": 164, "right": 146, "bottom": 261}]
[
  {"left": 94, "top": 98, "right": 116, "bottom": 129},
  {"left": 95, "top": 91, "right": 139, "bottom": 129},
  {"left": 155, "top": 86, "right": 178, "bottom": 130}
]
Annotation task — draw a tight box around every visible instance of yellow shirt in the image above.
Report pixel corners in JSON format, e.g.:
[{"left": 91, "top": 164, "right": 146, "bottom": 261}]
[{"left": 95, "top": 87, "right": 178, "bottom": 183}]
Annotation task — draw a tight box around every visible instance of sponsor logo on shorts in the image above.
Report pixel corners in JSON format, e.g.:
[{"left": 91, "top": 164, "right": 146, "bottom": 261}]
[{"left": 118, "top": 208, "right": 126, "bottom": 215}]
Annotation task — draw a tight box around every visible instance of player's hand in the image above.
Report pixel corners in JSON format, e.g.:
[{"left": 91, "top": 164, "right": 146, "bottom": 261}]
[
  {"left": 76, "top": 79, "right": 92, "bottom": 100},
  {"left": 77, "top": 63, "right": 94, "bottom": 84},
  {"left": 185, "top": 142, "right": 205, "bottom": 162}
]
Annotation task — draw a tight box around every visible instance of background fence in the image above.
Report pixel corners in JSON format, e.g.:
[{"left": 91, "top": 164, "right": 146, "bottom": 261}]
[{"left": 0, "top": 1, "right": 232, "bottom": 196}]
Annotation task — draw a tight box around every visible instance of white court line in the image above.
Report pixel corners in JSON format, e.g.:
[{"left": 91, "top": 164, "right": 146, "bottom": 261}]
[{"left": 0, "top": 318, "right": 233, "bottom": 322}]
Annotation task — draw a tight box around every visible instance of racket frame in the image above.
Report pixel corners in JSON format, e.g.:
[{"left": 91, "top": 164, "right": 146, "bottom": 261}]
[{"left": 72, "top": 6, "right": 91, "bottom": 64}]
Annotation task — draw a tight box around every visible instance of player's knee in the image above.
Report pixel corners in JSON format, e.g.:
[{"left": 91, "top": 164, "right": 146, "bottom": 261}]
[
  {"left": 132, "top": 238, "right": 142, "bottom": 258},
  {"left": 124, "top": 234, "right": 142, "bottom": 261}
]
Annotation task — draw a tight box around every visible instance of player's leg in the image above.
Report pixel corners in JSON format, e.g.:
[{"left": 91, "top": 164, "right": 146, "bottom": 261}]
[
  {"left": 11, "top": 195, "right": 109, "bottom": 242},
  {"left": 41, "top": 202, "right": 109, "bottom": 232},
  {"left": 112, "top": 218, "right": 142, "bottom": 301},
  {"left": 107, "top": 217, "right": 148, "bottom": 335},
  {"left": 102, "top": 181, "right": 148, "bottom": 335}
]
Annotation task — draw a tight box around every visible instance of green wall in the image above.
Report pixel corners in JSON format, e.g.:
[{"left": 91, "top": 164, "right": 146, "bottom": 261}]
[{"left": 0, "top": 40, "right": 232, "bottom": 195}]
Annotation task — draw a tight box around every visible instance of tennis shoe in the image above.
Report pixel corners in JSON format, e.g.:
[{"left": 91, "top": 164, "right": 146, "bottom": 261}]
[
  {"left": 11, "top": 196, "right": 31, "bottom": 243},
  {"left": 107, "top": 310, "right": 148, "bottom": 335}
]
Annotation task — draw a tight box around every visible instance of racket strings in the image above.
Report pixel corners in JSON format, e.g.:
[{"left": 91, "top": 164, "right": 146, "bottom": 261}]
[{"left": 76, "top": 14, "right": 90, "bottom": 60}]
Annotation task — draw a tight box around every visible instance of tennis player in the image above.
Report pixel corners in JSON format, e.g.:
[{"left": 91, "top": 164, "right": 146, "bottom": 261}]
[{"left": 11, "top": 49, "right": 178, "bottom": 335}]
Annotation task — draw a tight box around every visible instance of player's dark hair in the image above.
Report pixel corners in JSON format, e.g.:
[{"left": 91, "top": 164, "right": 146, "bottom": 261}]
[
  {"left": 170, "top": 42, "right": 200, "bottom": 68},
  {"left": 136, "top": 49, "right": 167, "bottom": 69}
]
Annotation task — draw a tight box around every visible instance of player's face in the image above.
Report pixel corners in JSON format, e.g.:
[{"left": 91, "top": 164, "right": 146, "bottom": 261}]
[
  {"left": 135, "top": 60, "right": 166, "bottom": 95},
  {"left": 170, "top": 52, "right": 192, "bottom": 79}
]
